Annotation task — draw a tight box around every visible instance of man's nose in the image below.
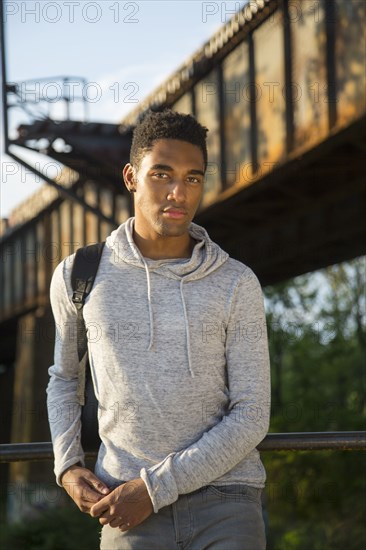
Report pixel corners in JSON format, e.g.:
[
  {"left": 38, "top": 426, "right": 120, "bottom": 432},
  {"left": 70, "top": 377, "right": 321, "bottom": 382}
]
[{"left": 167, "top": 179, "right": 187, "bottom": 202}]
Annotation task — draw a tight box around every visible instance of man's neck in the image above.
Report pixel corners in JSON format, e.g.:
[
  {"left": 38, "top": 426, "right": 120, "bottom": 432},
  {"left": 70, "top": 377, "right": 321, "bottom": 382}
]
[{"left": 132, "top": 229, "right": 196, "bottom": 260}]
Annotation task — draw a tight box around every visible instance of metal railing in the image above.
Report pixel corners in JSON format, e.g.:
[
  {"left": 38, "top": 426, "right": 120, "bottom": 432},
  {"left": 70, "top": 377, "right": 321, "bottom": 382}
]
[{"left": 1, "top": 432, "right": 365, "bottom": 463}]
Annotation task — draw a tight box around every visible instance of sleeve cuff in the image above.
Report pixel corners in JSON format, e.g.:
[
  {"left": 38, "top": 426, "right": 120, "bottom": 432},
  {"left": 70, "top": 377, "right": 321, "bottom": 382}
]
[
  {"left": 139, "top": 452, "right": 180, "bottom": 513},
  {"left": 56, "top": 456, "right": 85, "bottom": 487}
]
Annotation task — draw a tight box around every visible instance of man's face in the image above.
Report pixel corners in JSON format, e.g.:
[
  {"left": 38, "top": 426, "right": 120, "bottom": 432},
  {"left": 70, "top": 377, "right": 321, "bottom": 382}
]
[{"left": 124, "top": 138, "right": 205, "bottom": 238}]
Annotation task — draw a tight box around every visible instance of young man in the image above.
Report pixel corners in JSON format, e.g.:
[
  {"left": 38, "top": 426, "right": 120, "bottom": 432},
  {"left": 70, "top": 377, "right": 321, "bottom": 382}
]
[{"left": 46, "top": 109, "right": 271, "bottom": 549}]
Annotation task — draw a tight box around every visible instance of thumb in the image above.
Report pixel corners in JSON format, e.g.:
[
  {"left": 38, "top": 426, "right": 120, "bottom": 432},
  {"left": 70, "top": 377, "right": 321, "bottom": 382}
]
[{"left": 84, "top": 472, "right": 110, "bottom": 495}]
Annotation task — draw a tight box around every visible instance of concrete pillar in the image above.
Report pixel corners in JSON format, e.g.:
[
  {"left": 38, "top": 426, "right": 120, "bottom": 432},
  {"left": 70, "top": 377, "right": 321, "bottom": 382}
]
[{"left": 8, "top": 306, "right": 67, "bottom": 521}]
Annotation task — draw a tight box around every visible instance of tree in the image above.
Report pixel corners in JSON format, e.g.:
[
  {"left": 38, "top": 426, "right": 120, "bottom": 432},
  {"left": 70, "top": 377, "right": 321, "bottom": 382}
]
[{"left": 262, "top": 256, "right": 366, "bottom": 549}]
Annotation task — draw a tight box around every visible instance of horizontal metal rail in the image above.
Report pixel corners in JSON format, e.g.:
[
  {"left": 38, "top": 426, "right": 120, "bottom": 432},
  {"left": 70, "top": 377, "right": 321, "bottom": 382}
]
[{"left": 0, "top": 432, "right": 365, "bottom": 463}]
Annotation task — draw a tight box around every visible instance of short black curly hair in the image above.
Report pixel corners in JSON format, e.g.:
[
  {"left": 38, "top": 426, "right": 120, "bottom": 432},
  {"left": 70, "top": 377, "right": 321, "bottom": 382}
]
[{"left": 130, "top": 108, "right": 209, "bottom": 172}]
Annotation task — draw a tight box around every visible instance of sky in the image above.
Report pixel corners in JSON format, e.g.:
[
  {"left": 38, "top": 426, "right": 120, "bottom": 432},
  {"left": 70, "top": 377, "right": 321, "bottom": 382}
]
[{"left": 1, "top": 0, "right": 248, "bottom": 218}]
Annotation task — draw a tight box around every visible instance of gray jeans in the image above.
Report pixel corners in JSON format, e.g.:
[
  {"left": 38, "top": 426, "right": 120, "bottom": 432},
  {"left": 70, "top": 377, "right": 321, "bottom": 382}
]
[{"left": 99, "top": 483, "right": 266, "bottom": 549}]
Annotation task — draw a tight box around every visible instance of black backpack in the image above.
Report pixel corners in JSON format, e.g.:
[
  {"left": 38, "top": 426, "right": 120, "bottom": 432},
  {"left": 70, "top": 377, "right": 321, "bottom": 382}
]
[{"left": 71, "top": 242, "right": 106, "bottom": 452}]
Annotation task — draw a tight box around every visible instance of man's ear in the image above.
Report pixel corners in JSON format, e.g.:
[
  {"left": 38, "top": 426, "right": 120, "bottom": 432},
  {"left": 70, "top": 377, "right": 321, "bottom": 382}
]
[{"left": 123, "top": 163, "right": 136, "bottom": 193}]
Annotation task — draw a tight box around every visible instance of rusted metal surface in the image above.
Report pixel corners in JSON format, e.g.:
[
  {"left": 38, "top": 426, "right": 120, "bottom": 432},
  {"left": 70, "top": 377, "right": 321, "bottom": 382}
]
[{"left": 1, "top": 432, "right": 365, "bottom": 463}]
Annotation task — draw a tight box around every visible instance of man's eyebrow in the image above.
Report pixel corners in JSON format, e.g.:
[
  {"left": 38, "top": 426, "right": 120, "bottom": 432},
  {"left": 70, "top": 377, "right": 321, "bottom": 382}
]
[
  {"left": 149, "top": 164, "right": 173, "bottom": 171},
  {"left": 189, "top": 169, "right": 205, "bottom": 177},
  {"left": 149, "top": 164, "right": 204, "bottom": 176}
]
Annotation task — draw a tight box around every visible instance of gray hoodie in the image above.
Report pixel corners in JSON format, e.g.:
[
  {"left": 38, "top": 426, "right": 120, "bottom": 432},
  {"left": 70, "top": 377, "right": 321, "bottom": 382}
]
[{"left": 46, "top": 216, "right": 271, "bottom": 513}]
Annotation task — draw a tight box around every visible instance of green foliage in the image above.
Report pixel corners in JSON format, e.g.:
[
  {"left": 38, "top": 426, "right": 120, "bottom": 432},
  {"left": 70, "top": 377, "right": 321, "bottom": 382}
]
[
  {"left": 263, "top": 256, "right": 366, "bottom": 549},
  {"left": 0, "top": 504, "right": 102, "bottom": 550}
]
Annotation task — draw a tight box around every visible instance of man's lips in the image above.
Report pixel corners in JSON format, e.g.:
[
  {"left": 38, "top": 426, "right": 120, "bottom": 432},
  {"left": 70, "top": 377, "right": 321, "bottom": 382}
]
[{"left": 162, "top": 208, "right": 187, "bottom": 218}]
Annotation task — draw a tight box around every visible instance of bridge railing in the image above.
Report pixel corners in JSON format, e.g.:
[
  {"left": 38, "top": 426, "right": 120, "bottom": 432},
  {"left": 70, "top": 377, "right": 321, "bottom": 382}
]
[{"left": 1, "top": 431, "right": 365, "bottom": 463}]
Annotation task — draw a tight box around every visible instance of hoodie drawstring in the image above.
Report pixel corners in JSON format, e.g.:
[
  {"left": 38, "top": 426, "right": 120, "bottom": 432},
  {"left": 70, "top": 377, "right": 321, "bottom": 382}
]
[
  {"left": 142, "top": 259, "right": 154, "bottom": 351},
  {"left": 140, "top": 256, "right": 194, "bottom": 378},
  {"left": 108, "top": 217, "right": 229, "bottom": 379},
  {"left": 180, "top": 279, "right": 195, "bottom": 378}
]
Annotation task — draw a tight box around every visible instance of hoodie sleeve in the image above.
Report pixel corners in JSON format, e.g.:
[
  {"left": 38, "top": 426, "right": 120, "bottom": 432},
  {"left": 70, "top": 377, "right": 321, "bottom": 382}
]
[
  {"left": 46, "top": 256, "right": 86, "bottom": 486},
  {"left": 140, "top": 269, "right": 271, "bottom": 512}
]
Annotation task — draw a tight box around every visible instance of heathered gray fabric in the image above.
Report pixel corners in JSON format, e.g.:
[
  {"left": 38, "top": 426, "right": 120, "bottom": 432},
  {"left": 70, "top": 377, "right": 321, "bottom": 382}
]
[{"left": 46, "top": 216, "right": 271, "bottom": 513}]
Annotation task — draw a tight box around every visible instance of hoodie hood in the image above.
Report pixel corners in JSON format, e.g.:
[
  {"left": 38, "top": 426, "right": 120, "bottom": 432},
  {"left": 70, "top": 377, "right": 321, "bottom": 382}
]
[{"left": 106, "top": 216, "right": 229, "bottom": 377}]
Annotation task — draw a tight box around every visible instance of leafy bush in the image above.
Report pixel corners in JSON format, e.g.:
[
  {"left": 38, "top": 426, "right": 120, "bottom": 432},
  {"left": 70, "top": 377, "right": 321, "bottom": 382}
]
[{"left": 0, "top": 504, "right": 102, "bottom": 550}]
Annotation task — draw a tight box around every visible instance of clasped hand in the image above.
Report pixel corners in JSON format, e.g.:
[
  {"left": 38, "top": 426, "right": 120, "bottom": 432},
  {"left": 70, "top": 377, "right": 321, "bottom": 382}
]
[
  {"left": 90, "top": 477, "right": 153, "bottom": 531},
  {"left": 61, "top": 464, "right": 153, "bottom": 532}
]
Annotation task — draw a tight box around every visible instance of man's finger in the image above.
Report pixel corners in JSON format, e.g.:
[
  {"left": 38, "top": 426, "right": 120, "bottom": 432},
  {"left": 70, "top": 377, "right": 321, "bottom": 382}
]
[
  {"left": 90, "top": 498, "right": 110, "bottom": 517},
  {"left": 81, "top": 483, "right": 108, "bottom": 504},
  {"left": 91, "top": 481, "right": 110, "bottom": 495},
  {"left": 99, "top": 515, "right": 113, "bottom": 526},
  {"left": 83, "top": 473, "right": 110, "bottom": 495}
]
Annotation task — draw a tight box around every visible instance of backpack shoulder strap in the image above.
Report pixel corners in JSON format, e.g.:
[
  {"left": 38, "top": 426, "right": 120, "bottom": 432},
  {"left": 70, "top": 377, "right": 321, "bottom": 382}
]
[
  {"left": 71, "top": 242, "right": 106, "bottom": 313},
  {"left": 70, "top": 242, "right": 105, "bottom": 405}
]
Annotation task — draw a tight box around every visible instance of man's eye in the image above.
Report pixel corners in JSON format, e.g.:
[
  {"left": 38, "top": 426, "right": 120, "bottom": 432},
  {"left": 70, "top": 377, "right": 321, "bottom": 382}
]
[
  {"left": 153, "top": 173, "right": 168, "bottom": 179},
  {"left": 187, "top": 177, "right": 200, "bottom": 184}
]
